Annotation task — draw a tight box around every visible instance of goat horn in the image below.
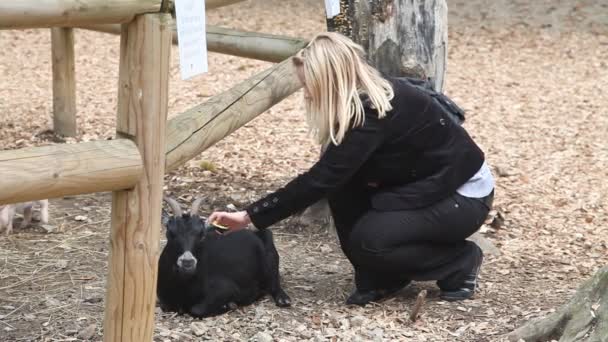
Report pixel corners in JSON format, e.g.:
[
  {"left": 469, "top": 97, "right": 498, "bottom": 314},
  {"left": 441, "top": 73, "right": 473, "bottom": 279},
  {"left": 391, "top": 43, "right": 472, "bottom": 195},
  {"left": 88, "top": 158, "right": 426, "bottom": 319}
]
[
  {"left": 163, "top": 196, "right": 183, "bottom": 217},
  {"left": 191, "top": 197, "right": 205, "bottom": 217}
]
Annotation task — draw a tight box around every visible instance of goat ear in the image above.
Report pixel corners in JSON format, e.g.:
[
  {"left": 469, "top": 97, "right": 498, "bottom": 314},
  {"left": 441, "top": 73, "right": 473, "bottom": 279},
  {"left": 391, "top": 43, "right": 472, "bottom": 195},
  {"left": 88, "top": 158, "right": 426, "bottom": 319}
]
[
  {"left": 161, "top": 209, "right": 170, "bottom": 227},
  {"left": 201, "top": 219, "right": 211, "bottom": 237}
]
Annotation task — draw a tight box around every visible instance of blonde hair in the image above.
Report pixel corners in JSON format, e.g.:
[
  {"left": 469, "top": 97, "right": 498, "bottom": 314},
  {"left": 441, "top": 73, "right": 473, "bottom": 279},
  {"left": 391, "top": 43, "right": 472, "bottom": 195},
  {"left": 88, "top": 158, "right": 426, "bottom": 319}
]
[{"left": 293, "top": 32, "right": 394, "bottom": 146}]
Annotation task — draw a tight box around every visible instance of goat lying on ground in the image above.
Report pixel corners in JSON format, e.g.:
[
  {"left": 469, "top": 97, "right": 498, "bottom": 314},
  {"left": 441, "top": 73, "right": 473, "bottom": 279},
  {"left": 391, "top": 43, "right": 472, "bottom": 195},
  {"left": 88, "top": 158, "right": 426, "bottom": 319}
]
[
  {"left": 157, "top": 196, "right": 291, "bottom": 318},
  {"left": 0, "top": 200, "right": 49, "bottom": 235}
]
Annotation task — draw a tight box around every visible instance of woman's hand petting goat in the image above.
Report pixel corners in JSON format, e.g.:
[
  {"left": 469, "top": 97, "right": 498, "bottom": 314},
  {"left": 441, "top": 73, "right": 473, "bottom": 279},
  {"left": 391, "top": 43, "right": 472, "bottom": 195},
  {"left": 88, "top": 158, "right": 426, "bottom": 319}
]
[{"left": 206, "top": 210, "right": 251, "bottom": 233}]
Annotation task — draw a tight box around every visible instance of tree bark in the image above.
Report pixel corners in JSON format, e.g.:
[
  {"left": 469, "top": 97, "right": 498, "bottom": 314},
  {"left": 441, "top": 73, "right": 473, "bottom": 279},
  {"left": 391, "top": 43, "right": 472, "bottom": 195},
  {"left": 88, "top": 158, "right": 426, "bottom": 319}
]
[
  {"left": 508, "top": 266, "right": 608, "bottom": 342},
  {"left": 299, "top": 0, "right": 448, "bottom": 229}
]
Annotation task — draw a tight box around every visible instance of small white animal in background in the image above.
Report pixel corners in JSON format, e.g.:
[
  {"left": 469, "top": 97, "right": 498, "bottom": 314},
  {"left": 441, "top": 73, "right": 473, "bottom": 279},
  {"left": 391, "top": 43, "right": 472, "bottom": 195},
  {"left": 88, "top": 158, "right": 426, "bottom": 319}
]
[{"left": 0, "top": 200, "right": 49, "bottom": 235}]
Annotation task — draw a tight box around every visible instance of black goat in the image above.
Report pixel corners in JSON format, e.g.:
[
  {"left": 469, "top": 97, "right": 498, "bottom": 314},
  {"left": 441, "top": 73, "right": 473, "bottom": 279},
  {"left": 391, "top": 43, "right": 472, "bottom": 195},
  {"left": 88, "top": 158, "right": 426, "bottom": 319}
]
[{"left": 157, "top": 196, "right": 291, "bottom": 318}]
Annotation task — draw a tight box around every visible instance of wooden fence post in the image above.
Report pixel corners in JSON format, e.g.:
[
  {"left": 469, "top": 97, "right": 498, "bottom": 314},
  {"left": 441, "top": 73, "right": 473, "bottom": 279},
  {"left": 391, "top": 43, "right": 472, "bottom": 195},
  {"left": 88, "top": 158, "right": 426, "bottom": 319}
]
[
  {"left": 51, "top": 27, "right": 77, "bottom": 137},
  {"left": 103, "top": 12, "right": 171, "bottom": 342}
]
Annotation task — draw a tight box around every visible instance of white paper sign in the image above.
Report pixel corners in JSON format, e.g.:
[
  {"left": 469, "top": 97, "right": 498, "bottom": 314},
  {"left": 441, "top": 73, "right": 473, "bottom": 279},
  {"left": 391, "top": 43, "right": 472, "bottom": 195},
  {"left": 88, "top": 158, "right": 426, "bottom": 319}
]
[
  {"left": 325, "top": 0, "right": 340, "bottom": 19},
  {"left": 175, "top": 0, "right": 208, "bottom": 80}
]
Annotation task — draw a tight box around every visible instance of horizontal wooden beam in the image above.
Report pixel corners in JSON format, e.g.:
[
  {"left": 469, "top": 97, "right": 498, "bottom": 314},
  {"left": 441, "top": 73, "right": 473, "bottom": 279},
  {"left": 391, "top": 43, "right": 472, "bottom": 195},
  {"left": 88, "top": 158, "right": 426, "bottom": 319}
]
[
  {"left": 0, "top": 0, "right": 245, "bottom": 30},
  {"left": 0, "top": 139, "right": 142, "bottom": 205},
  {"left": 0, "top": 0, "right": 161, "bottom": 29},
  {"left": 165, "top": 56, "right": 301, "bottom": 171},
  {"left": 206, "top": 26, "right": 308, "bottom": 63},
  {"left": 79, "top": 23, "right": 307, "bottom": 63},
  {"left": 0, "top": 51, "right": 300, "bottom": 205},
  {"left": 76, "top": 24, "right": 127, "bottom": 36}
]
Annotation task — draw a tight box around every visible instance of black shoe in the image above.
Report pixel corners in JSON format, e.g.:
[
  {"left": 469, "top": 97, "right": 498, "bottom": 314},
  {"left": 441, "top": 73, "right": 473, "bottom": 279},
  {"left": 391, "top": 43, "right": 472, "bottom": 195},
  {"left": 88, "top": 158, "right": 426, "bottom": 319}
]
[
  {"left": 440, "top": 246, "right": 483, "bottom": 302},
  {"left": 346, "top": 281, "right": 411, "bottom": 306}
]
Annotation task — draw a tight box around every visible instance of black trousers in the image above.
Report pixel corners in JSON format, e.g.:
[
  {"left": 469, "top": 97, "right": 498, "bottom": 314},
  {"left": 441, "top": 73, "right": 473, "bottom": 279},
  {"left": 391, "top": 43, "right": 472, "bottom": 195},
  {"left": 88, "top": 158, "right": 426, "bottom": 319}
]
[{"left": 327, "top": 185, "right": 493, "bottom": 291}]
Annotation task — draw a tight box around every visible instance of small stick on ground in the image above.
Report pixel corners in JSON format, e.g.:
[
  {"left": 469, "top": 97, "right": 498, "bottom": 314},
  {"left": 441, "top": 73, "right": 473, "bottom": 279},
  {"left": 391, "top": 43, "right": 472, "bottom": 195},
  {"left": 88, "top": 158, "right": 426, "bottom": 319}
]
[{"left": 410, "top": 290, "right": 428, "bottom": 322}]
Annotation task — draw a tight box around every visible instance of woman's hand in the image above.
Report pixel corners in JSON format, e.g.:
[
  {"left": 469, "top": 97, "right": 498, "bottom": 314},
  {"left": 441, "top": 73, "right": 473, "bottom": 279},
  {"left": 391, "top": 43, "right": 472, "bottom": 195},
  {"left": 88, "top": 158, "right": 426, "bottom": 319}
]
[{"left": 207, "top": 210, "right": 251, "bottom": 233}]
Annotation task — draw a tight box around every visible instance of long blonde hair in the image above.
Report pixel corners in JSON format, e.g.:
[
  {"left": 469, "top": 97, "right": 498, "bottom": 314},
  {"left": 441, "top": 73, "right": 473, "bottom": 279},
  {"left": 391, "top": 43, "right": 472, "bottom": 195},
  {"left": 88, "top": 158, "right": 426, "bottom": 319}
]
[{"left": 293, "top": 32, "right": 394, "bottom": 146}]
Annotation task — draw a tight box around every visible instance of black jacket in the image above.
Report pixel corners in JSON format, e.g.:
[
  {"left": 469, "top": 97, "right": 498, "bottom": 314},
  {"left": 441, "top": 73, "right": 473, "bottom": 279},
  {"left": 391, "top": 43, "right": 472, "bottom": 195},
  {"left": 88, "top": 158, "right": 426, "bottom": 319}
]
[{"left": 245, "top": 77, "right": 485, "bottom": 229}]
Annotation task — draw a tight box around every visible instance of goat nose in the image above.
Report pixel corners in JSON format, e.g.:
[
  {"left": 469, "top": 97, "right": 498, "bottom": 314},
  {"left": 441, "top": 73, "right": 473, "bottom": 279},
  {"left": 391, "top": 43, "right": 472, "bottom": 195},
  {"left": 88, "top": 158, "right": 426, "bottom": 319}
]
[{"left": 177, "top": 251, "right": 197, "bottom": 269}]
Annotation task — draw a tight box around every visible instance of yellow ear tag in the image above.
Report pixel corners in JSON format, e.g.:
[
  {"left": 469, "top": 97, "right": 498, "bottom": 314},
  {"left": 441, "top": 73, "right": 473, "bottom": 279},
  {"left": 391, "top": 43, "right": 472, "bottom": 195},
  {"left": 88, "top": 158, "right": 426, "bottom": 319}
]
[{"left": 211, "top": 221, "right": 229, "bottom": 230}]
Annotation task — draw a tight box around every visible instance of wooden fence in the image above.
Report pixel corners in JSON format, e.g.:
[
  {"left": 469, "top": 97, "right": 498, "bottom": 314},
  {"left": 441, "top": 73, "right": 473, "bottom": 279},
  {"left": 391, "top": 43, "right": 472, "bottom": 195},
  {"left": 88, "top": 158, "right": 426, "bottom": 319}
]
[{"left": 0, "top": 0, "right": 306, "bottom": 340}]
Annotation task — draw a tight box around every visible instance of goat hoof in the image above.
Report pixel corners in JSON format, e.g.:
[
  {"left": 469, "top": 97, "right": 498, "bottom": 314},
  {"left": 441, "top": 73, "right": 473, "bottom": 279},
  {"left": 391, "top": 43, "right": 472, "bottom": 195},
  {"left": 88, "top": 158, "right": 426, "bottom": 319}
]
[
  {"left": 222, "top": 302, "right": 238, "bottom": 311},
  {"left": 275, "top": 293, "right": 291, "bottom": 307},
  {"left": 190, "top": 304, "right": 207, "bottom": 318}
]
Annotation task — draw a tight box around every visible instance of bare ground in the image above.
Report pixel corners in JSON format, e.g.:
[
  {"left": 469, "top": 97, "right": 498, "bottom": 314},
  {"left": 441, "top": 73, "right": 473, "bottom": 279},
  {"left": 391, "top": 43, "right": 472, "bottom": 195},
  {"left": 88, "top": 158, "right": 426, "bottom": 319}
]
[{"left": 1, "top": 0, "right": 607, "bottom": 341}]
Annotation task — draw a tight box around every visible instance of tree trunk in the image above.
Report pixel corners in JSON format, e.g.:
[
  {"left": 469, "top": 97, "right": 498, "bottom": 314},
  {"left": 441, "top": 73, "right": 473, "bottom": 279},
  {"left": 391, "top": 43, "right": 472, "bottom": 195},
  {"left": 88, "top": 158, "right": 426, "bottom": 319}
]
[
  {"left": 327, "top": 0, "right": 447, "bottom": 90},
  {"left": 298, "top": 0, "right": 448, "bottom": 230},
  {"left": 508, "top": 266, "right": 608, "bottom": 342}
]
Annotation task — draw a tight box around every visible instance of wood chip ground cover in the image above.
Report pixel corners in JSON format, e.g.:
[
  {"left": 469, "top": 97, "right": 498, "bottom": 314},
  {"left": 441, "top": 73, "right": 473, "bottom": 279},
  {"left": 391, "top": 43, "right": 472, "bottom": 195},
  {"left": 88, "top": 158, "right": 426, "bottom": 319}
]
[{"left": 1, "top": 0, "right": 606, "bottom": 341}]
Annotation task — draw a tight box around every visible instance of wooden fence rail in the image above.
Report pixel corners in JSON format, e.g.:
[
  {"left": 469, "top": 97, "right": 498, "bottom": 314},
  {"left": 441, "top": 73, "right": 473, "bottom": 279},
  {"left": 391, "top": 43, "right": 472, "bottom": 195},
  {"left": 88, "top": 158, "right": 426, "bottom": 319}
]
[
  {"left": 0, "top": 0, "right": 162, "bottom": 29},
  {"left": 0, "top": 140, "right": 142, "bottom": 205},
  {"left": 165, "top": 56, "right": 301, "bottom": 171},
  {"left": 80, "top": 23, "right": 307, "bottom": 63},
  {"left": 0, "top": 57, "right": 301, "bottom": 205},
  {"left": 0, "top": 0, "right": 246, "bottom": 29}
]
